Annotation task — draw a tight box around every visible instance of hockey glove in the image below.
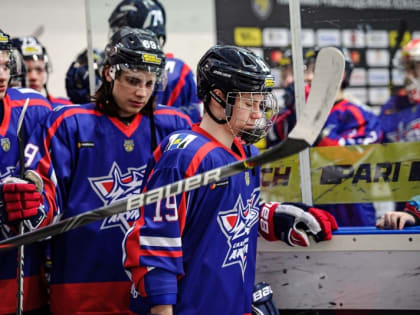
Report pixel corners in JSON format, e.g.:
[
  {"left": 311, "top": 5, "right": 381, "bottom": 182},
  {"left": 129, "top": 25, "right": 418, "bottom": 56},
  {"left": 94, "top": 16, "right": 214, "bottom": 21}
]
[
  {"left": 0, "top": 170, "right": 45, "bottom": 228},
  {"left": 259, "top": 202, "right": 338, "bottom": 247},
  {"left": 252, "top": 282, "right": 279, "bottom": 315}
]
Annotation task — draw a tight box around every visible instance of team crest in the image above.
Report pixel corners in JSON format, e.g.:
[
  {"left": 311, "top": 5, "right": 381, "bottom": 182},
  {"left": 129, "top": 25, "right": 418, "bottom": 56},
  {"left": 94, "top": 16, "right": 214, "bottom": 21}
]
[
  {"left": 165, "top": 133, "right": 197, "bottom": 151},
  {"left": 89, "top": 162, "right": 146, "bottom": 233},
  {"left": 217, "top": 188, "right": 260, "bottom": 280},
  {"left": 251, "top": 0, "right": 273, "bottom": 20},
  {"left": 1, "top": 138, "right": 10, "bottom": 152},
  {"left": 124, "top": 139, "right": 135, "bottom": 152}
]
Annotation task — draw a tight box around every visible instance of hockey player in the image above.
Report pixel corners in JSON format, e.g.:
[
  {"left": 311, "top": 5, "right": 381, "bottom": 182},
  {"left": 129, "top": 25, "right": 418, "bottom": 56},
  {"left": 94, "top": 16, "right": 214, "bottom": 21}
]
[
  {"left": 379, "top": 38, "right": 420, "bottom": 143},
  {"left": 108, "top": 0, "right": 202, "bottom": 122},
  {"left": 11, "top": 36, "right": 72, "bottom": 107},
  {"left": 1, "top": 27, "right": 192, "bottom": 313},
  {"left": 65, "top": 48, "right": 104, "bottom": 104},
  {"left": 268, "top": 47, "right": 382, "bottom": 226},
  {"left": 0, "top": 29, "right": 52, "bottom": 314},
  {"left": 123, "top": 44, "right": 338, "bottom": 315}
]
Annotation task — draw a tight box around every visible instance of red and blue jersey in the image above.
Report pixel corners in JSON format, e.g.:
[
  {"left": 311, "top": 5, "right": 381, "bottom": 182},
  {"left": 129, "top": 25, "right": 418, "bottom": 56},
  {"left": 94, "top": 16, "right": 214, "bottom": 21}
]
[
  {"left": 316, "top": 99, "right": 382, "bottom": 226},
  {"left": 24, "top": 103, "right": 192, "bottom": 313},
  {"left": 0, "top": 87, "right": 52, "bottom": 313},
  {"left": 379, "top": 94, "right": 420, "bottom": 143},
  {"left": 124, "top": 125, "right": 262, "bottom": 315},
  {"left": 155, "top": 53, "right": 202, "bottom": 123},
  {"left": 47, "top": 94, "right": 73, "bottom": 108},
  {"left": 316, "top": 99, "right": 382, "bottom": 146},
  {"left": 267, "top": 98, "right": 382, "bottom": 226}
]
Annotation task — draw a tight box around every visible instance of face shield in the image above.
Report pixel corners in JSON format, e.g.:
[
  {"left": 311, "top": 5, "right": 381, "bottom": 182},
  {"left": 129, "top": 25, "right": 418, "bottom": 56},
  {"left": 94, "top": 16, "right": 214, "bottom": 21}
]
[{"left": 225, "top": 91, "right": 280, "bottom": 144}]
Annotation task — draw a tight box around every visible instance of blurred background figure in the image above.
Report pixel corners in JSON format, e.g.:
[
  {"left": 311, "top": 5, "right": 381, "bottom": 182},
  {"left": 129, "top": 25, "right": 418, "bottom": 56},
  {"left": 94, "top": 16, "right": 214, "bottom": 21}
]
[
  {"left": 65, "top": 48, "right": 104, "bottom": 104},
  {"left": 11, "top": 35, "right": 72, "bottom": 106},
  {"left": 9, "top": 47, "right": 27, "bottom": 88},
  {"left": 266, "top": 47, "right": 383, "bottom": 226},
  {"left": 379, "top": 38, "right": 420, "bottom": 144},
  {"left": 108, "top": 0, "right": 203, "bottom": 122}
]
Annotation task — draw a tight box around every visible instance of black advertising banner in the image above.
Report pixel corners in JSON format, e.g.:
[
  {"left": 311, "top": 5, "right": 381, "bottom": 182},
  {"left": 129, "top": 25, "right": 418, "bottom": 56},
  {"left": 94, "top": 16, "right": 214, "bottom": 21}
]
[{"left": 215, "top": 0, "right": 420, "bottom": 106}]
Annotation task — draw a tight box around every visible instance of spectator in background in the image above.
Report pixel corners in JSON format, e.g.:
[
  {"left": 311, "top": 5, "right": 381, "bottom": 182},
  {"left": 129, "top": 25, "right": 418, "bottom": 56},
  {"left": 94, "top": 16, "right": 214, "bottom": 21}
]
[
  {"left": 108, "top": 0, "right": 203, "bottom": 122},
  {"left": 65, "top": 48, "right": 104, "bottom": 104},
  {"left": 11, "top": 36, "right": 72, "bottom": 107}
]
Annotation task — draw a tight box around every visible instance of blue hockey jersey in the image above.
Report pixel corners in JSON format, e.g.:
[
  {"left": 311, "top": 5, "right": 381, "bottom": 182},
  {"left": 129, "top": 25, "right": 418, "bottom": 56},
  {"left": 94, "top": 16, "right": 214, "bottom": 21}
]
[
  {"left": 24, "top": 103, "right": 192, "bottom": 313},
  {"left": 0, "top": 87, "right": 52, "bottom": 313},
  {"left": 268, "top": 98, "right": 382, "bottom": 226},
  {"left": 379, "top": 93, "right": 420, "bottom": 143},
  {"left": 155, "top": 53, "right": 201, "bottom": 123},
  {"left": 124, "top": 125, "right": 262, "bottom": 315}
]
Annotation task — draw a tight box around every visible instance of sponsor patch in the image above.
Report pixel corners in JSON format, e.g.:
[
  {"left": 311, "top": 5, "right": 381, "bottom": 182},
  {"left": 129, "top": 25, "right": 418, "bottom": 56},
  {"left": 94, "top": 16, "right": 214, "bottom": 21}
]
[
  {"left": 165, "top": 134, "right": 196, "bottom": 151},
  {"left": 77, "top": 141, "right": 95, "bottom": 148}
]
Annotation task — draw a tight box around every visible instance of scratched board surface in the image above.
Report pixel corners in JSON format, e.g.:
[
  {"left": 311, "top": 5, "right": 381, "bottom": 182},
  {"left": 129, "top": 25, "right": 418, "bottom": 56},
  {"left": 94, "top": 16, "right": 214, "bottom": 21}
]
[{"left": 260, "top": 141, "right": 420, "bottom": 204}]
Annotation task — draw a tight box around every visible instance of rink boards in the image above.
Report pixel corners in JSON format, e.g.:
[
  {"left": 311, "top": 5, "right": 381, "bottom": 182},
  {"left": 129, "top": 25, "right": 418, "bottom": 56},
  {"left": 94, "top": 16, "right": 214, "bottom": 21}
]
[{"left": 255, "top": 227, "right": 420, "bottom": 310}]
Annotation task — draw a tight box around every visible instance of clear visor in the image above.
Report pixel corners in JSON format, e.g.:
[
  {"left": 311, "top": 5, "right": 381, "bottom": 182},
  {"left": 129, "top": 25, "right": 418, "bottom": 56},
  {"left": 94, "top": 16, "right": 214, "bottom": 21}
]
[
  {"left": 109, "top": 63, "right": 167, "bottom": 91},
  {"left": 225, "top": 91, "right": 280, "bottom": 144}
]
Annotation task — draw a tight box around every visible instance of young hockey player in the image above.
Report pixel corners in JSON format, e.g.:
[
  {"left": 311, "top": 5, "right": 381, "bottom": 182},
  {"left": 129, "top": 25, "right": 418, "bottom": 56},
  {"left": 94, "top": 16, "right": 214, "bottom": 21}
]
[
  {"left": 1, "top": 27, "right": 192, "bottom": 314},
  {"left": 11, "top": 36, "right": 72, "bottom": 107},
  {"left": 0, "top": 29, "right": 52, "bottom": 314},
  {"left": 123, "top": 44, "right": 338, "bottom": 315},
  {"left": 268, "top": 47, "right": 382, "bottom": 226},
  {"left": 379, "top": 38, "right": 420, "bottom": 143},
  {"left": 65, "top": 48, "right": 104, "bottom": 104},
  {"left": 108, "top": 0, "right": 202, "bottom": 122}
]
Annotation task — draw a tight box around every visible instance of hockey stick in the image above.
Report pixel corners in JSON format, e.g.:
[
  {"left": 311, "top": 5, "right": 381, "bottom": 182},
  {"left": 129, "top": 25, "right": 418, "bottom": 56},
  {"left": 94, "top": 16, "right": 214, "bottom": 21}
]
[
  {"left": 16, "top": 97, "right": 30, "bottom": 314},
  {"left": 0, "top": 47, "right": 345, "bottom": 251}
]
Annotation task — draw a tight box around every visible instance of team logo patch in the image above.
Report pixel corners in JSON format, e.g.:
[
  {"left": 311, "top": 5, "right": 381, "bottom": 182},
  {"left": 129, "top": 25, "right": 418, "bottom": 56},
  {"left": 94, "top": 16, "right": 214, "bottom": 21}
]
[
  {"left": 165, "top": 134, "right": 197, "bottom": 151},
  {"left": 251, "top": 0, "right": 273, "bottom": 20},
  {"left": 89, "top": 162, "right": 146, "bottom": 233},
  {"left": 1, "top": 138, "right": 10, "bottom": 152},
  {"left": 124, "top": 139, "right": 135, "bottom": 152},
  {"left": 217, "top": 188, "right": 260, "bottom": 280}
]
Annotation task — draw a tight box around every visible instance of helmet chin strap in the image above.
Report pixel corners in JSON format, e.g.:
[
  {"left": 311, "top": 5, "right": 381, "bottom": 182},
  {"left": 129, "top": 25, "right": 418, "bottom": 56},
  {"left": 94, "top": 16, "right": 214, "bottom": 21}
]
[{"left": 208, "top": 90, "right": 229, "bottom": 124}]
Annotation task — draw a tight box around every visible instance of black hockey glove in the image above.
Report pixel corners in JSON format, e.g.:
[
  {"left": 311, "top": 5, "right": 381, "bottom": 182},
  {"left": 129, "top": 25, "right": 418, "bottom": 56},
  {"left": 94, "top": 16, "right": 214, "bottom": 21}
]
[{"left": 252, "top": 282, "right": 279, "bottom": 315}]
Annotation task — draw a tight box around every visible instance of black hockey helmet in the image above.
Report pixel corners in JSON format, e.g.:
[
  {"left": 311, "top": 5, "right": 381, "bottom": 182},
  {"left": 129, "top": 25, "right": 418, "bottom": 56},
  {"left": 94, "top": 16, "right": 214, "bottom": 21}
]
[
  {"left": 9, "top": 48, "right": 27, "bottom": 87},
  {"left": 11, "top": 36, "right": 51, "bottom": 73},
  {"left": 0, "top": 29, "right": 17, "bottom": 79},
  {"left": 108, "top": 0, "right": 166, "bottom": 46},
  {"left": 197, "top": 45, "right": 275, "bottom": 103},
  {"left": 104, "top": 27, "right": 165, "bottom": 80},
  {"left": 65, "top": 48, "right": 104, "bottom": 104},
  {"left": 197, "top": 45, "right": 278, "bottom": 144}
]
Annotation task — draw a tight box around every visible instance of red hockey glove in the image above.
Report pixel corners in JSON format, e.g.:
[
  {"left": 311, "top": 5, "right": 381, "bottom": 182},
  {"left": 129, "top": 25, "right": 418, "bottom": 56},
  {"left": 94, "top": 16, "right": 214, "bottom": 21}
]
[
  {"left": 1, "top": 176, "right": 43, "bottom": 222},
  {"left": 259, "top": 202, "right": 338, "bottom": 247}
]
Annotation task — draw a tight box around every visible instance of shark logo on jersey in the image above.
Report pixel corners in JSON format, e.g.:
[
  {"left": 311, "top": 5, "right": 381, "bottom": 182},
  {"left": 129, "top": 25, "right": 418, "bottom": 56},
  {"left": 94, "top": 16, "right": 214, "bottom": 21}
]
[
  {"left": 165, "top": 133, "right": 197, "bottom": 151},
  {"left": 89, "top": 162, "right": 146, "bottom": 233},
  {"left": 217, "top": 188, "right": 260, "bottom": 280}
]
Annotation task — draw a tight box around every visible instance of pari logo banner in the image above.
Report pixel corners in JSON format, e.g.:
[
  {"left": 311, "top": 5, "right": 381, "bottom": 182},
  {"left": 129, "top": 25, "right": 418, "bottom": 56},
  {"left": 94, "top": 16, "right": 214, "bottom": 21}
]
[{"left": 260, "top": 142, "right": 420, "bottom": 204}]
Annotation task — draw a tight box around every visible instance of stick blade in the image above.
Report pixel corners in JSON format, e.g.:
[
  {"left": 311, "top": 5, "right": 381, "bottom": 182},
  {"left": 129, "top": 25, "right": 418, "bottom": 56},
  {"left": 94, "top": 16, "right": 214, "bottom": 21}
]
[{"left": 288, "top": 47, "right": 345, "bottom": 145}]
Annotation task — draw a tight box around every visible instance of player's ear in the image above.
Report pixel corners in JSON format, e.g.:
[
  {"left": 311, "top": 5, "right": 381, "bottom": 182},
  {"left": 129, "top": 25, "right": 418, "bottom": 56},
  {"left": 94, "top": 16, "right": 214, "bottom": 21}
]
[{"left": 103, "top": 66, "right": 113, "bottom": 83}]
